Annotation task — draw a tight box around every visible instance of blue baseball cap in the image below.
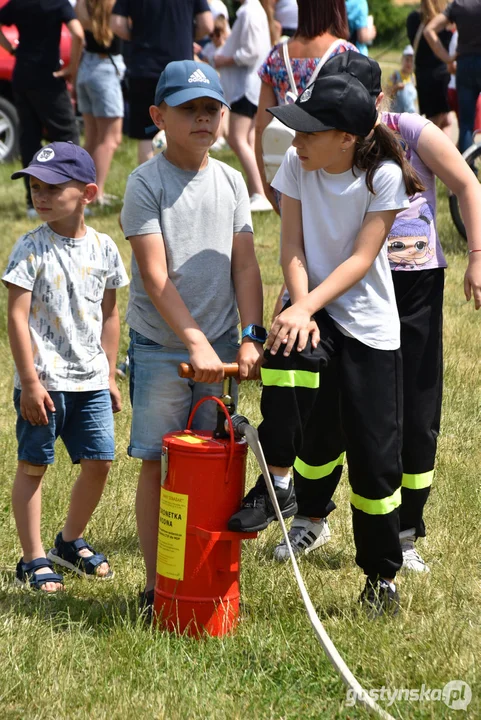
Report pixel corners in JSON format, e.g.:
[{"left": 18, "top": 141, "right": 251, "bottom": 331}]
[
  {"left": 11, "top": 142, "right": 96, "bottom": 184},
  {"left": 154, "top": 60, "right": 230, "bottom": 108}
]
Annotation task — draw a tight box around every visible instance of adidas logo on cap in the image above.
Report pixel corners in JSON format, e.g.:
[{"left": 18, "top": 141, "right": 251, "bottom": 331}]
[{"left": 188, "top": 69, "right": 210, "bottom": 84}]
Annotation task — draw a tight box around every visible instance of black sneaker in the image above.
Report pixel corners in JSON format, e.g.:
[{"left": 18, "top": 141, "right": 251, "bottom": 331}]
[
  {"left": 359, "top": 576, "right": 400, "bottom": 619},
  {"left": 139, "top": 588, "right": 155, "bottom": 623},
  {"left": 227, "top": 474, "right": 298, "bottom": 532}
]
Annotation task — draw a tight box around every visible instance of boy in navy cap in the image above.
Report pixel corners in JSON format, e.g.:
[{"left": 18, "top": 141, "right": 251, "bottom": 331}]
[
  {"left": 3, "top": 141, "right": 129, "bottom": 592},
  {"left": 120, "top": 60, "right": 264, "bottom": 616}
]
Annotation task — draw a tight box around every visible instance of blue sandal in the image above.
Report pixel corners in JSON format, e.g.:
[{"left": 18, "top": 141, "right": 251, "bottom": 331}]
[
  {"left": 15, "top": 557, "right": 64, "bottom": 592},
  {"left": 47, "top": 532, "right": 114, "bottom": 580}
]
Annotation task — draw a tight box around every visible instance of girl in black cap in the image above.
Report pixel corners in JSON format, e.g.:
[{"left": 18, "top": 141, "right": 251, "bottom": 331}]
[{"left": 228, "top": 70, "right": 424, "bottom": 616}]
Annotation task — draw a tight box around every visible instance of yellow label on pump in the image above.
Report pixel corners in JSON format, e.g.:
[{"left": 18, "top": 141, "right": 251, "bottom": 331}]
[
  {"left": 157, "top": 488, "right": 189, "bottom": 580},
  {"left": 173, "top": 434, "right": 207, "bottom": 444}
]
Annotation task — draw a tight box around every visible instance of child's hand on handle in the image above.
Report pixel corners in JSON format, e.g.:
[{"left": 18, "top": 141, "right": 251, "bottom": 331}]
[
  {"left": 464, "top": 253, "right": 481, "bottom": 309},
  {"left": 109, "top": 377, "right": 122, "bottom": 413},
  {"left": 20, "top": 381, "right": 55, "bottom": 426},
  {"left": 267, "top": 305, "right": 320, "bottom": 357},
  {"left": 189, "top": 341, "right": 225, "bottom": 383},
  {"left": 236, "top": 341, "right": 263, "bottom": 381}
]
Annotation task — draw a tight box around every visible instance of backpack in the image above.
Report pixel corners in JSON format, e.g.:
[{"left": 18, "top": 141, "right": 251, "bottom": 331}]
[{"left": 262, "top": 38, "right": 345, "bottom": 183}]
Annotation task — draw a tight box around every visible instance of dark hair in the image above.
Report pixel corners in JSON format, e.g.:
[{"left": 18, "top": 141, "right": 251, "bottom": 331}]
[
  {"left": 354, "top": 123, "right": 425, "bottom": 197},
  {"left": 296, "top": 0, "right": 349, "bottom": 40}
]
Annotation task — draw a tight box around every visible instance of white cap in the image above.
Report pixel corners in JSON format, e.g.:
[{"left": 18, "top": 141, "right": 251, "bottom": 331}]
[{"left": 403, "top": 44, "right": 414, "bottom": 56}]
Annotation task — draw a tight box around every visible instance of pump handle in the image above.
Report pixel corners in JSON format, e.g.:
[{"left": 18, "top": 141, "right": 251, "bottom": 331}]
[{"left": 178, "top": 362, "right": 239, "bottom": 379}]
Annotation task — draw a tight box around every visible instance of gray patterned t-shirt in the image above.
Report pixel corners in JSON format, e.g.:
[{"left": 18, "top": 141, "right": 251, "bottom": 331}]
[{"left": 2, "top": 224, "right": 129, "bottom": 391}]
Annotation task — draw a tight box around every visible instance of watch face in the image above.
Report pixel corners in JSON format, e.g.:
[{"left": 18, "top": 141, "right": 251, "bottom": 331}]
[{"left": 252, "top": 325, "right": 267, "bottom": 342}]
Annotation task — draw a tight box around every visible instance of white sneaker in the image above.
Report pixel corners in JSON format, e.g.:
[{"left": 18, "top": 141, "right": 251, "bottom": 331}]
[
  {"left": 249, "top": 193, "right": 273, "bottom": 212},
  {"left": 273, "top": 516, "right": 331, "bottom": 562},
  {"left": 400, "top": 529, "right": 430, "bottom": 573}
]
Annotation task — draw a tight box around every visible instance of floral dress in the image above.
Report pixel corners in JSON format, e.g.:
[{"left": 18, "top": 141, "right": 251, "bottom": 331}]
[{"left": 258, "top": 40, "right": 358, "bottom": 105}]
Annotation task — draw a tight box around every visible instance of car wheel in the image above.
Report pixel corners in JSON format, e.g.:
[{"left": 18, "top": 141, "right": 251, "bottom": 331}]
[{"left": 0, "top": 97, "right": 19, "bottom": 163}]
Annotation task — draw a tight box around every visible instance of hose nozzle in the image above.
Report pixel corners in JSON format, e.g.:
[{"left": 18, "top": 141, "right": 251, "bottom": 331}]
[{"left": 227, "top": 414, "right": 250, "bottom": 439}]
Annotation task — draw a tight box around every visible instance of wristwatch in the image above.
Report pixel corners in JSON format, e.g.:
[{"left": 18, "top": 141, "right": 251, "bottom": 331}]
[{"left": 241, "top": 324, "right": 267, "bottom": 344}]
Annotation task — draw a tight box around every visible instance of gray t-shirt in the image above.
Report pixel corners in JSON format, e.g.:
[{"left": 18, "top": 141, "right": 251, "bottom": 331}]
[
  {"left": 445, "top": 0, "right": 481, "bottom": 56},
  {"left": 121, "top": 153, "right": 253, "bottom": 348}
]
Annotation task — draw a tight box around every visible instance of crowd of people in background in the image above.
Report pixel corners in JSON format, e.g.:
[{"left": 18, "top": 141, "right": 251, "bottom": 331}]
[{"left": 1, "top": 0, "right": 481, "bottom": 214}]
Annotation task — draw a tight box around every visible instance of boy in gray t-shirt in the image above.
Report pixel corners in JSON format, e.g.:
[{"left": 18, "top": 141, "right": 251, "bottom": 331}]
[{"left": 120, "top": 60, "right": 264, "bottom": 615}]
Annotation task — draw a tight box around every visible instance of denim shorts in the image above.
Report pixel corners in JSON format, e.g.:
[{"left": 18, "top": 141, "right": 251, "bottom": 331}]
[
  {"left": 76, "top": 52, "right": 126, "bottom": 118},
  {"left": 14, "top": 388, "right": 115, "bottom": 465},
  {"left": 128, "top": 328, "right": 240, "bottom": 461}
]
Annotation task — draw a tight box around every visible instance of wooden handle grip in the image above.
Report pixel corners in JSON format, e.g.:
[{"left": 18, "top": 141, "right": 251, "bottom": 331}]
[{"left": 178, "top": 362, "right": 239, "bottom": 379}]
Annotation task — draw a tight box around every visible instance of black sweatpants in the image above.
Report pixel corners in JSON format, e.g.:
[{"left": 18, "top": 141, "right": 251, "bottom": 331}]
[
  {"left": 258, "top": 308, "right": 403, "bottom": 579},
  {"left": 291, "top": 269, "right": 444, "bottom": 540},
  {"left": 13, "top": 83, "right": 79, "bottom": 207}
]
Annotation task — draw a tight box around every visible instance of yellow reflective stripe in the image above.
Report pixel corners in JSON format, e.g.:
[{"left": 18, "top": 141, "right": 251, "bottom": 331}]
[
  {"left": 350, "top": 487, "right": 402, "bottom": 515},
  {"left": 402, "top": 471, "right": 434, "bottom": 490},
  {"left": 261, "top": 367, "right": 320, "bottom": 389},
  {"left": 294, "top": 452, "right": 345, "bottom": 480}
]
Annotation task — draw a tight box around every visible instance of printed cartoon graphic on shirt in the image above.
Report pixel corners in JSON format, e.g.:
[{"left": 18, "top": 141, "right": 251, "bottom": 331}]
[
  {"left": 2, "top": 225, "right": 129, "bottom": 391},
  {"left": 387, "top": 202, "right": 435, "bottom": 268}
]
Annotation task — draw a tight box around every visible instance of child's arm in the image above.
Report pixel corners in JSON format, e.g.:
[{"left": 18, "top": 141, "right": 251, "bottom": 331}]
[
  {"left": 277, "top": 194, "right": 321, "bottom": 348},
  {"left": 414, "top": 122, "right": 481, "bottom": 310},
  {"left": 268, "top": 209, "right": 398, "bottom": 357},
  {"left": 101, "top": 288, "right": 122, "bottom": 413},
  {"left": 130, "top": 233, "right": 224, "bottom": 383},
  {"left": 231, "top": 231, "right": 264, "bottom": 380},
  {"left": 7, "top": 285, "right": 55, "bottom": 425}
]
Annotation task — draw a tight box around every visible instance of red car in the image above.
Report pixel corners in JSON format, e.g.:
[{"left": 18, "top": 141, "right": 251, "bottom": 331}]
[{"left": 0, "top": 0, "right": 72, "bottom": 162}]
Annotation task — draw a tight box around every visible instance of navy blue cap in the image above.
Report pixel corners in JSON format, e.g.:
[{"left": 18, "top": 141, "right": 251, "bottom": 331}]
[
  {"left": 154, "top": 60, "right": 230, "bottom": 108},
  {"left": 11, "top": 142, "right": 96, "bottom": 184}
]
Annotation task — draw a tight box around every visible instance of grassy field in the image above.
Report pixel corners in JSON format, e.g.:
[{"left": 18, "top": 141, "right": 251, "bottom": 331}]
[{"left": 0, "top": 133, "right": 479, "bottom": 720}]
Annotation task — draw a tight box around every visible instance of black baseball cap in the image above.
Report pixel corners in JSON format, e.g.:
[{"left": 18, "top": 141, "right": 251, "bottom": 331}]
[
  {"left": 319, "top": 50, "right": 382, "bottom": 99},
  {"left": 11, "top": 142, "right": 96, "bottom": 184},
  {"left": 268, "top": 73, "right": 377, "bottom": 137}
]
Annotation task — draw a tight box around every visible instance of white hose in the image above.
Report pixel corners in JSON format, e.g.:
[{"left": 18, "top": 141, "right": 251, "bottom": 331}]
[{"left": 242, "top": 423, "right": 396, "bottom": 720}]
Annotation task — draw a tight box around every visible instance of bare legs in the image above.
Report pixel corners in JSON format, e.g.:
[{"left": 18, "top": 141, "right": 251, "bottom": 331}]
[
  {"left": 83, "top": 114, "right": 123, "bottom": 201},
  {"left": 228, "top": 111, "right": 266, "bottom": 198},
  {"left": 135, "top": 459, "right": 162, "bottom": 592},
  {"left": 12, "top": 458, "right": 112, "bottom": 590}
]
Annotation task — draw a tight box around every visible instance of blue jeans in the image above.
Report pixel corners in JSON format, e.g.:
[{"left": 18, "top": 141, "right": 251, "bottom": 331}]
[
  {"left": 14, "top": 388, "right": 115, "bottom": 465},
  {"left": 456, "top": 54, "right": 481, "bottom": 153},
  {"left": 127, "top": 328, "right": 240, "bottom": 460}
]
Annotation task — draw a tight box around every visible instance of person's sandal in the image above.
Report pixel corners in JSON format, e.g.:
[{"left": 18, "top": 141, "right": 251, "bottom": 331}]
[
  {"left": 47, "top": 532, "right": 114, "bottom": 580},
  {"left": 15, "top": 557, "right": 64, "bottom": 592}
]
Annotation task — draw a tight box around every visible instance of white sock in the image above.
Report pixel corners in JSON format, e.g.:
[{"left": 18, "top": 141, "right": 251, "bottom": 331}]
[
  {"left": 381, "top": 579, "right": 396, "bottom": 592},
  {"left": 272, "top": 473, "right": 291, "bottom": 490}
]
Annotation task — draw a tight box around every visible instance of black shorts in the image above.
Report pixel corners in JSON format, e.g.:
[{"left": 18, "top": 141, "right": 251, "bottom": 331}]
[
  {"left": 230, "top": 95, "right": 257, "bottom": 119},
  {"left": 415, "top": 67, "right": 450, "bottom": 118},
  {"left": 128, "top": 76, "right": 158, "bottom": 139}
]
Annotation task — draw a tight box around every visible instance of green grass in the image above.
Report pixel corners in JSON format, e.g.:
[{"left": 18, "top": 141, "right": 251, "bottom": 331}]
[{"left": 0, "top": 138, "right": 479, "bottom": 720}]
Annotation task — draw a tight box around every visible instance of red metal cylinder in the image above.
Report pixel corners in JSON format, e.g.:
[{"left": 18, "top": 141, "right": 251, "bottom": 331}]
[{"left": 154, "top": 428, "right": 256, "bottom": 637}]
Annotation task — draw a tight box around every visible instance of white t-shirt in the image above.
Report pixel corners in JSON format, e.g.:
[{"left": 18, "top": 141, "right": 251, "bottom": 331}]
[
  {"left": 2, "top": 224, "right": 129, "bottom": 391},
  {"left": 272, "top": 148, "right": 409, "bottom": 350},
  {"left": 216, "top": 0, "right": 271, "bottom": 106}
]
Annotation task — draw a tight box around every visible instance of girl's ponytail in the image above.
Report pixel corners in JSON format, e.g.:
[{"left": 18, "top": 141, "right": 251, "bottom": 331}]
[
  {"left": 86, "top": 0, "right": 114, "bottom": 48},
  {"left": 353, "top": 123, "right": 425, "bottom": 197}
]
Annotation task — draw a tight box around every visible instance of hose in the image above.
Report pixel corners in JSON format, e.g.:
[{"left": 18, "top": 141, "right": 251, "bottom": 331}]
[{"left": 236, "top": 419, "right": 396, "bottom": 720}]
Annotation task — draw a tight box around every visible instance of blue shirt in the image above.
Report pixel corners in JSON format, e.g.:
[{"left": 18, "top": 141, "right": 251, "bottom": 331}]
[{"left": 345, "top": 0, "right": 369, "bottom": 56}]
